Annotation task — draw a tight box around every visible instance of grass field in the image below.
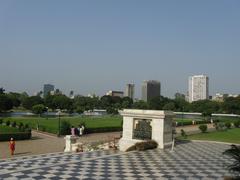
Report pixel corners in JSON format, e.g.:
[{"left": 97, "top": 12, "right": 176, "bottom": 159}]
[
  {"left": 178, "top": 128, "right": 240, "bottom": 144},
  {"left": 0, "top": 125, "right": 21, "bottom": 133},
  {"left": 3, "top": 116, "right": 123, "bottom": 134}
]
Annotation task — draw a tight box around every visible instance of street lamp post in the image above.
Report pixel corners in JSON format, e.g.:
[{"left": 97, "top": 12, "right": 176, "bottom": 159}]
[
  {"left": 58, "top": 110, "right": 61, "bottom": 137},
  {"left": 46, "top": 107, "right": 48, "bottom": 120}
]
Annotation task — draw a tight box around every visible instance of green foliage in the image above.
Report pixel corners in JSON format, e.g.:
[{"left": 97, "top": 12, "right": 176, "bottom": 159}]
[
  {"left": 22, "top": 96, "right": 43, "bottom": 110},
  {"left": 32, "top": 104, "right": 46, "bottom": 115},
  {"left": 0, "top": 94, "right": 13, "bottom": 112},
  {"left": 214, "top": 122, "right": 226, "bottom": 131},
  {"left": 199, "top": 124, "right": 208, "bottom": 133},
  {"left": 163, "top": 102, "right": 176, "bottom": 111},
  {"left": 6, "top": 120, "right": 10, "bottom": 126},
  {"left": 126, "top": 140, "right": 158, "bottom": 152},
  {"left": 7, "top": 92, "right": 21, "bottom": 107},
  {"left": 132, "top": 100, "right": 149, "bottom": 109},
  {"left": 11, "top": 121, "right": 17, "bottom": 127},
  {"left": 223, "top": 145, "right": 240, "bottom": 174},
  {"left": 60, "top": 120, "right": 71, "bottom": 135},
  {"left": 234, "top": 121, "right": 240, "bottom": 128},
  {"left": 0, "top": 131, "right": 31, "bottom": 141},
  {"left": 18, "top": 122, "right": 24, "bottom": 130},
  {"left": 181, "top": 129, "right": 187, "bottom": 138},
  {"left": 0, "top": 119, "right": 3, "bottom": 124},
  {"left": 225, "top": 122, "right": 232, "bottom": 129}
]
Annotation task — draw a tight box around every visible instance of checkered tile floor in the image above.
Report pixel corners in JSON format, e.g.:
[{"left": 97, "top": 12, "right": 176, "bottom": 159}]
[{"left": 0, "top": 141, "right": 237, "bottom": 179}]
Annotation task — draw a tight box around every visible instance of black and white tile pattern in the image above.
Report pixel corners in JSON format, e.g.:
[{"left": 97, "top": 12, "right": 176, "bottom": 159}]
[{"left": 0, "top": 141, "right": 237, "bottom": 179}]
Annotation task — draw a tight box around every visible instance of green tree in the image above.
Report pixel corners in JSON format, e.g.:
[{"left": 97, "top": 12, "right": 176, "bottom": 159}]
[
  {"left": 22, "top": 96, "right": 44, "bottom": 110},
  {"left": 7, "top": 92, "right": 21, "bottom": 108},
  {"left": 0, "top": 94, "right": 13, "bottom": 112},
  {"left": 163, "top": 102, "right": 176, "bottom": 111},
  {"left": 32, "top": 104, "right": 46, "bottom": 131},
  {"left": 133, "top": 100, "right": 149, "bottom": 109}
]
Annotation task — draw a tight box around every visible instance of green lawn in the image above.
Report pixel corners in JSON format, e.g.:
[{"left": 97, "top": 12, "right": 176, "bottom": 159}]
[
  {"left": 0, "top": 125, "right": 21, "bottom": 133},
  {"left": 3, "top": 116, "right": 123, "bottom": 134},
  {"left": 178, "top": 128, "right": 240, "bottom": 144}
]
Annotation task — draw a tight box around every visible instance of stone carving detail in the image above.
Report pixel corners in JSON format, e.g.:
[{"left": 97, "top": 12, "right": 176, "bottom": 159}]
[{"left": 133, "top": 119, "right": 152, "bottom": 140}]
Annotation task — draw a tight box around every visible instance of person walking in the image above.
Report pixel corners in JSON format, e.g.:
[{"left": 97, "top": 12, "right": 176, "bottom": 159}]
[{"left": 9, "top": 138, "right": 15, "bottom": 156}]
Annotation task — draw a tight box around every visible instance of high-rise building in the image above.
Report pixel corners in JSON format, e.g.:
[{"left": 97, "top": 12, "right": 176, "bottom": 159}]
[
  {"left": 125, "top": 84, "right": 135, "bottom": 99},
  {"left": 188, "top": 75, "right": 209, "bottom": 102},
  {"left": 43, "top": 84, "right": 54, "bottom": 97},
  {"left": 142, "top": 80, "right": 161, "bottom": 101}
]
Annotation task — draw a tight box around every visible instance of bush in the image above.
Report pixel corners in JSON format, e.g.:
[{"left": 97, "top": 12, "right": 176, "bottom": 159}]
[
  {"left": 225, "top": 122, "right": 231, "bottom": 129},
  {"left": 126, "top": 140, "right": 158, "bottom": 152},
  {"left": 24, "top": 124, "right": 29, "bottom": 130},
  {"left": 6, "top": 120, "right": 10, "bottom": 126},
  {"left": 85, "top": 127, "right": 122, "bottom": 134},
  {"left": 11, "top": 121, "right": 16, "bottom": 127},
  {"left": 60, "top": 121, "right": 71, "bottom": 135},
  {"left": 18, "top": 122, "right": 24, "bottom": 130},
  {"left": 234, "top": 121, "right": 240, "bottom": 128},
  {"left": 0, "top": 119, "right": 3, "bottom": 124},
  {"left": 181, "top": 129, "right": 187, "bottom": 138},
  {"left": 214, "top": 122, "right": 226, "bottom": 131},
  {"left": 0, "top": 131, "right": 32, "bottom": 141},
  {"left": 199, "top": 124, "right": 208, "bottom": 133}
]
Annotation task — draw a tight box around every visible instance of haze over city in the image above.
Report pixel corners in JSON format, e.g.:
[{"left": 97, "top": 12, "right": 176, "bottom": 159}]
[{"left": 1, "top": 0, "right": 240, "bottom": 97}]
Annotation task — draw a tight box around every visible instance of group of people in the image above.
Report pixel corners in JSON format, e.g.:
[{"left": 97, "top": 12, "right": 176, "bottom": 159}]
[{"left": 71, "top": 124, "right": 85, "bottom": 136}]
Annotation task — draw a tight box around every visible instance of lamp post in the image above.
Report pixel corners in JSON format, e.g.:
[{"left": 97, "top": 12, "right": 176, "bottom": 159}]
[
  {"left": 46, "top": 107, "right": 48, "bottom": 120},
  {"left": 57, "top": 110, "right": 61, "bottom": 137},
  {"left": 181, "top": 107, "right": 184, "bottom": 126}
]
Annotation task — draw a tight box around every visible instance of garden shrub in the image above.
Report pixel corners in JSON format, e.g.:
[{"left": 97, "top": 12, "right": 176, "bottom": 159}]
[
  {"left": 214, "top": 122, "right": 226, "bottom": 131},
  {"left": 24, "top": 124, "right": 29, "bottom": 130},
  {"left": 199, "top": 124, "right": 208, "bottom": 133},
  {"left": 0, "top": 119, "right": 3, "bottom": 124},
  {"left": 11, "top": 121, "right": 16, "bottom": 127},
  {"left": 234, "top": 121, "right": 240, "bottom": 128},
  {"left": 126, "top": 140, "right": 158, "bottom": 152},
  {"left": 85, "top": 127, "right": 122, "bottom": 134},
  {"left": 181, "top": 129, "right": 187, "bottom": 138},
  {"left": 60, "top": 120, "right": 71, "bottom": 135},
  {"left": 225, "top": 122, "right": 231, "bottom": 129},
  {"left": 0, "top": 131, "right": 32, "bottom": 141},
  {"left": 18, "top": 122, "right": 24, "bottom": 130},
  {"left": 6, "top": 120, "right": 10, "bottom": 126}
]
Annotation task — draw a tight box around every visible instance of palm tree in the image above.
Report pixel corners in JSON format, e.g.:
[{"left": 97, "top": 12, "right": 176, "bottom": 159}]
[{"left": 223, "top": 145, "right": 240, "bottom": 178}]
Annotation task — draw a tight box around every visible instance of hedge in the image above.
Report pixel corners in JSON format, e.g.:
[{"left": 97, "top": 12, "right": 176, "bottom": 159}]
[
  {"left": 0, "top": 131, "right": 32, "bottom": 141},
  {"left": 85, "top": 127, "right": 122, "bottom": 134}
]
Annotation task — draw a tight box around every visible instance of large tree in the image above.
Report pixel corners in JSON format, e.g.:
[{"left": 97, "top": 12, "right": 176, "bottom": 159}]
[{"left": 0, "top": 94, "right": 13, "bottom": 112}]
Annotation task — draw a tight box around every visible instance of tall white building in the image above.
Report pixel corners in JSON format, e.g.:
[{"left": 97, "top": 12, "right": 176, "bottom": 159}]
[
  {"left": 125, "top": 84, "right": 135, "bottom": 99},
  {"left": 188, "top": 75, "right": 209, "bottom": 102}
]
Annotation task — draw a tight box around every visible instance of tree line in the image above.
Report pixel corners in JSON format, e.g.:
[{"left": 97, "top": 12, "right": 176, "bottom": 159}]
[{"left": 1, "top": 87, "right": 240, "bottom": 115}]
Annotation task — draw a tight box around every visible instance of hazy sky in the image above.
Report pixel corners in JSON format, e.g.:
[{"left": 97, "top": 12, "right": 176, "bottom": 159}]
[{"left": 0, "top": 0, "right": 240, "bottom": 98}]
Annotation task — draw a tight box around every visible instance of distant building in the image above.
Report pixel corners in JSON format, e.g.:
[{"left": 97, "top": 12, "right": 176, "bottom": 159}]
[
  {"left": 142, "top": 80, "right": 161, "bottom": 101},
  {"left": 188, "top": 75, "right": 209, "bottom": 102},
  {"left": 125, "top": 84, "right": 135, "bottom": 99},
  {"left": 106, "top": 91, "right": 124, "bottom": 98},
  {"left": 43, "top": 84, "right": 54, "bottom": 97},
  {"left": 213, "top": 93, "right": 239, "bottom": 102}
]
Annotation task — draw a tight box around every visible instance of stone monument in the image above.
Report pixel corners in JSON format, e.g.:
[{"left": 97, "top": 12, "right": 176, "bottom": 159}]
[{"left": 119, "top": 109, "right": 175, "bottom": 151}]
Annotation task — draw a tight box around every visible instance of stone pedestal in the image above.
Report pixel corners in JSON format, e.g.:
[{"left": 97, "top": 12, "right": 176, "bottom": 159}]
[
  {"left": 64, "top": 135, "right": 78, "bottom": 152},
  {"left": 119, "top": 109, "right": 175, "bottom": 151}
]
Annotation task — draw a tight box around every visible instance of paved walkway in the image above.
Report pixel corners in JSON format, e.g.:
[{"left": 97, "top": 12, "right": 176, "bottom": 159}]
[
  {"left": 0, "top": 124, "right": 215, "bottom": 159},
  {"left": 0, "top": 131, "right": 65, "bottom": 159},
  {"left": 0, "top": 141, "right": 236, "bottom": 179}
]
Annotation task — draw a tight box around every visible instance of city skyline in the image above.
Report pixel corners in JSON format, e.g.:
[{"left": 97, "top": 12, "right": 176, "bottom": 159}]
[{"left": 1, "top": 1, "right": 240, "bottom": 97}]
